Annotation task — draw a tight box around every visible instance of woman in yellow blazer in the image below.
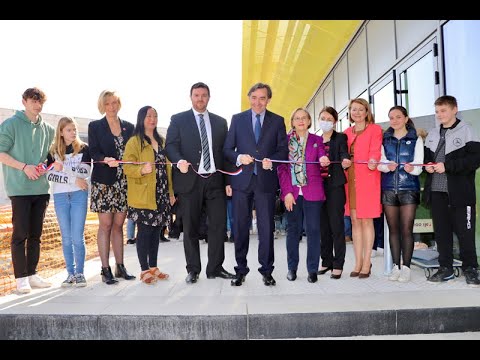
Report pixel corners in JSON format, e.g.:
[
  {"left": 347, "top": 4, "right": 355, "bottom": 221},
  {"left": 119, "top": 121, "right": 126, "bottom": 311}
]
[{"left": 123, "top": 106, "right": 174, "bottom": 285}]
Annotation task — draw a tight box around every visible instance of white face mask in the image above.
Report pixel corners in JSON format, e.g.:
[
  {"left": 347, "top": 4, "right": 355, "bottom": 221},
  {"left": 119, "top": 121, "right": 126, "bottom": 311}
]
[{"left": 318, "top": 120, "right": 334, "bottom": 132}]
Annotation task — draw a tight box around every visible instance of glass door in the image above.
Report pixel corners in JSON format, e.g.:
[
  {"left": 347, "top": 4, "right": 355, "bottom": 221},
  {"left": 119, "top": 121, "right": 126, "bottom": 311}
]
[
  {"left": 395, "top": 37, "right": 440, "bottom": 133},
  {"left": 394, "top": 37, "right": 440, "bottom": 244}
]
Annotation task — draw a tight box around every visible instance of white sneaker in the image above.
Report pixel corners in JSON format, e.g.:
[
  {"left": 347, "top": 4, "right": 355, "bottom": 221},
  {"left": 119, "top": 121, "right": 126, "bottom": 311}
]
[
  {"left": 398, "top": 265, "right": 411, "bottom": 282},
  {"left": 16, "top": 276, "right": 31, "bottom": 294},
  {"left": 388, "top": 265, "right": 401, "bottom": 281},
  {"left": 28, "top": 274, "right": 52, "bottom": 288},
  {"left": 371, "top": 249, "right": 377, "bottom": 258}
]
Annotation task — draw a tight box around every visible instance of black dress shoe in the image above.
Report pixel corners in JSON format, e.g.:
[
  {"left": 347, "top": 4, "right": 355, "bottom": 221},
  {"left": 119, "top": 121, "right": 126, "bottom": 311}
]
[
  {"left": 230, "top": 274, "right": 246, "bottom": 286},
  {"left": 307, "top": 272, "right": 318, "bottom": 283},
  {"left": 317, "top": 266, "right": 333, "bottom": 275},
  {"left": 207, "top": 269, "right": 236, "bottom": 279},
  {"left": 263, "top": 274, "right": 276, "bottom": 286},
  {"left": 115, "top": 263, "right": 136, "bottom": 280},
  {"left": 185, "top": 272, "right": 199, "bottom": 284},
  {"left": 168, "top": 232, "right": 179, "bottom": 240},
  {"left": 286, "top": 270, "right": 297, "bottom": 281}
]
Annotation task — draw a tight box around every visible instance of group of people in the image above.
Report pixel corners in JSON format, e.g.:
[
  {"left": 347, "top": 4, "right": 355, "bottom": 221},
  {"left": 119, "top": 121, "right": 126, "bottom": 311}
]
[{"left": 1, "top": 85, "right": 479, "bottom": 294}]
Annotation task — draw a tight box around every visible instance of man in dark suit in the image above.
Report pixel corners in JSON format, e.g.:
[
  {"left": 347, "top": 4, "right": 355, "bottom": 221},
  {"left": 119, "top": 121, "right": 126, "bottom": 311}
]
[
  {"left": 165, "top": 82, "right": 235, "bottom": 284},
  {"left": 224, "top": 83, "right": 288, "bottom": 286}
]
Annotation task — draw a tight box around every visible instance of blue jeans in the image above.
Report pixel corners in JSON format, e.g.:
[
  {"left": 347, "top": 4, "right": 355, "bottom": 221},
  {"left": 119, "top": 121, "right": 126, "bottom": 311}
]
[
  {"left": 285, "top": 196, "right": 323, "bottom": 273},
  {"left": 54, "top": 190, "right": 88, "bottom": 275},
  {"left": 226, "top": 198, "right": 234, "bottom": 235},
  {"left": 344, "top": 216, "right": 352, "bottom": 237},
  {"left": 275, "top": 212, "right": 287, "bottom": 231},
  {"left": 127, "top": 218, "right": 136, "bottom": 239}
]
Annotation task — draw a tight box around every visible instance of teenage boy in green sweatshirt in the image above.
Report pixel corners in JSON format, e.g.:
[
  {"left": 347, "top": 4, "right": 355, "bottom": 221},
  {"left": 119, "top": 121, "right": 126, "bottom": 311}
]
[{"left": 0, "top": 87, "right": 55, "bottom": 294}]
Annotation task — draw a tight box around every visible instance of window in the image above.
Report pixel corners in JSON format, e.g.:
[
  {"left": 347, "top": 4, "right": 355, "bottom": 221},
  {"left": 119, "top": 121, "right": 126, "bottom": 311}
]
[{"left": 443, "top": 20, "right": 480, "bottom": 111}]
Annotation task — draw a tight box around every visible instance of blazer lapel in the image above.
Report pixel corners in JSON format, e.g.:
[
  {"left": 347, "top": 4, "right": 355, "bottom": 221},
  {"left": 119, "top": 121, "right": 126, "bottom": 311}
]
[
  {"left": 210, "top": 114, "right": 218, "bottom": 150},
  {"left": 101, "top": 117, "right": 109, "bottom": 133},
  {"left": 189, "top": 110, "right": 202, "bottom": 151},
  {"left": 258, "top": 111, "right": 272, "bottom": 144},
  {"left": 119, "top": 119, "right": 129, "bottom": 138},
  {"left": 245, "top": 110, "right": 256, "bottom": 143},
  {"left": 305, "top": 133, "right": 313, "bottom": 158},
  {"left": 330, "top": 131, "right": 337, "bottom": 158}
]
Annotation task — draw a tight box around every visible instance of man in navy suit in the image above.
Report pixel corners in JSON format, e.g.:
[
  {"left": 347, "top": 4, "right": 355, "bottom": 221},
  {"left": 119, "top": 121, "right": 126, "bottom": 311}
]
[
  {"left": 165, "top": 82, "right": 235, "bottom": 284},
  {"left": 224, "top": 83, "right": 288, "bottom": 286}
]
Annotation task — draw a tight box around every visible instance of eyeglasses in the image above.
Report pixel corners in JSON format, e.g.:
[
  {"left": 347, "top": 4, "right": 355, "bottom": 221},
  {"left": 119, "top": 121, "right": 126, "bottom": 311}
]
[
  {"left": 293, "top": 116, "right": 309, "bottom": 121},
  {"left": 146, "top": 115, "right": 158, "bottom": 118}
]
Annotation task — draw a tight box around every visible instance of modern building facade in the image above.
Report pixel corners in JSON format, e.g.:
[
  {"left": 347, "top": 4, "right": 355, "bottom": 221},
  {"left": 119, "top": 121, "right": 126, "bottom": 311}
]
[{"left": 242, "top": 19, "right": 480, "bottom": 259}]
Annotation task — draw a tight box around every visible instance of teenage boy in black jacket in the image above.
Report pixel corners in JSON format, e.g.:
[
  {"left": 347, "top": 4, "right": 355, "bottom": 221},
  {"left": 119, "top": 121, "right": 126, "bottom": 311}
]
[{"left": 424, "top": 95, "right": 480, "bottom": 286}]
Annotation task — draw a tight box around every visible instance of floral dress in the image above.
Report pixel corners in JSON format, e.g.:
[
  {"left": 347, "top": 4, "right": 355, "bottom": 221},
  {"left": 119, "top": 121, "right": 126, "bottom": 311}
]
[
  {"left": 90, "top": 135, "right": 128, "bottom": 213},
  {"left": 127, "top": 149, "right": 171, "bottom": 227}
]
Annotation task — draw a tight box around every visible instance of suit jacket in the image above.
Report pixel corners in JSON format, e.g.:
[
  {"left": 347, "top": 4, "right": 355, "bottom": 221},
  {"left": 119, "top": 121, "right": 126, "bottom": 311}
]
[
  {"left": 224, "top": 109, "right": 288, "bottom": 193},
  {"left": 322, "top": 131, "right": 350, "bottom": 188},
  {"left": 88, "top": 117, "right": 134, "bottom": 185},
  {"left": 165, "top": 109, "right": 228, "bottom": 194},
  {"left": 277, "top": 132, "right": 326, "bottom": 201}
]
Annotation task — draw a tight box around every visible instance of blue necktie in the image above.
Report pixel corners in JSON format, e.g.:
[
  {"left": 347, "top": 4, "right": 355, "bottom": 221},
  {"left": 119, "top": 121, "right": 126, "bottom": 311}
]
[
  {"left": 198, "top": 113, "right": 211, "bottom": 171},
  {"left": 254, "top": 114, "right": 261, "bottom": 144},
  {"left": 254, "top": 114, "right": 261, "bottom": 174}
]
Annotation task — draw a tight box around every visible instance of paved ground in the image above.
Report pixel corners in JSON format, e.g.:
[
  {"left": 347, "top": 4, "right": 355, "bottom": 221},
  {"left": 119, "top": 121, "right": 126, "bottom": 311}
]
[
  {"left": 1, "top": 234, "right": 479, "bottom": 339},
  {"left": 1, "top": 234, "right": 479, "bottom": 314}
]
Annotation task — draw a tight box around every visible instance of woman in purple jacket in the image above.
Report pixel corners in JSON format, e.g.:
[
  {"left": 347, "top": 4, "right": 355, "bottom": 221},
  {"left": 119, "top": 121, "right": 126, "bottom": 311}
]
[{"left": 277, "top": 108, "right": 329, "bottom": 283}]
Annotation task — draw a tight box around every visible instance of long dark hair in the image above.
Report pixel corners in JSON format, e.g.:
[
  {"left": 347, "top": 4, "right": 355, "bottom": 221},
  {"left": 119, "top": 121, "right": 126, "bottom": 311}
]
[
  {"left": 133, "top": 106, "right": 164, "bottom": 150},
  {"left": 388, "top": 105, "right": 415, "bottom": 129}
]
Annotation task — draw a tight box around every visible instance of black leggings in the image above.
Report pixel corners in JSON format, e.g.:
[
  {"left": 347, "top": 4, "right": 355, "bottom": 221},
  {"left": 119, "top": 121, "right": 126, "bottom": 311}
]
[
  {"left": 136, "top": 223, "right": 161, "bottom": 271},
  {"left": 384, "top": 204, "right": 416, "bottom": 267}
]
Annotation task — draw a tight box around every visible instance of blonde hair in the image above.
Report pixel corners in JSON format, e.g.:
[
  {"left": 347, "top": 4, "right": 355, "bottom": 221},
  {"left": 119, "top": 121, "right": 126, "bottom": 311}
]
[
  {"left": 97, "top": 89, "right": 122, "bottom": 115},
  {"left": 348, "top": 98, "right": 375, "bottom": 124},
  {"left": 290, "top": 107, "right": 312, "bottom": 129},
  {"left": 50, "top": 117, "right": 85, "bottom": 161}
]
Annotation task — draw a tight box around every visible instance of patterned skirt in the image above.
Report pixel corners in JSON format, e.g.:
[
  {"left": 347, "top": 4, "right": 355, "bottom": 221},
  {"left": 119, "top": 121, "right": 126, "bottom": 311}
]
[{"left": 90, "top": 179, "right": 127, "bottom": 213}]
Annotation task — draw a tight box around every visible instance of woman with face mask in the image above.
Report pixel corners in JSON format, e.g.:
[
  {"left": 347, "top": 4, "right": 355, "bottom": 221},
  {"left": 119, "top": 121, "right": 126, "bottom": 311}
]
[{"left": 317, "top": 107, "right": 352, "bottom": 279}]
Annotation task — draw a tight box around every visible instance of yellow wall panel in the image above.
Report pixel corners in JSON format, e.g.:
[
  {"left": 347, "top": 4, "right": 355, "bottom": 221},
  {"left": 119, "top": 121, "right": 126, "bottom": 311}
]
[{"left": 242, "top": 20, "right": 361, "bottom": 123}]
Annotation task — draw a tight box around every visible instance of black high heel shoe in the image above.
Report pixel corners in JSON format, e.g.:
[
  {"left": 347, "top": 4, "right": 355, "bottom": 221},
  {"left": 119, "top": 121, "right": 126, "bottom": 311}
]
[
  {"left": 159, "top": 226, "right": 170, "bottom": 242},
  {"left": 101, "top": 266, "right": 119, "bottom": 285},
  {"left": 358, "top": 264, "right": 372, "bottom": 279},
  {"left": 115, "top": 263, "right": 136, "bottom": 280},
  {"left": 330, "top": 270, "right": 343, "bottom": 280}
]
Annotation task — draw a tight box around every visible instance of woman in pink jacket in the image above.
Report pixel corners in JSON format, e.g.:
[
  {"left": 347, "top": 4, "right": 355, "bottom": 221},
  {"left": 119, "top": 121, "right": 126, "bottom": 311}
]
[
  {"left": 344, "top": 98, "right": 382, "bottom": 279},
  {"left": 277, "top": 108, "right": 329, "bottom": 283}
]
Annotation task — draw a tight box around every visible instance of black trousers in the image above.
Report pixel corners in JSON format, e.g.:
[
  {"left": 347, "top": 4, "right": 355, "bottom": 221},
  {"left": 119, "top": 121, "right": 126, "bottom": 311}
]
[
  {"left": 320, "top": 184, "right": 346, "bottom": 270},
  {"left": 431, "top": 192, "right": 478, "bottom": 270},
  {"left": 10, "top": 194, "right": 50, "bottom": 279},
  {"left": 179, "top": 173, "right": 227, "bottom": 275}
]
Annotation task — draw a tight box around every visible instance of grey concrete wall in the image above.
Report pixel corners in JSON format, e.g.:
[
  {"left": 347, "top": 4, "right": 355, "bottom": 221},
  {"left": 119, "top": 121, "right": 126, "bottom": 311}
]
[{"left": 1, "top": 307, "right": 480, "bottom": 339}]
